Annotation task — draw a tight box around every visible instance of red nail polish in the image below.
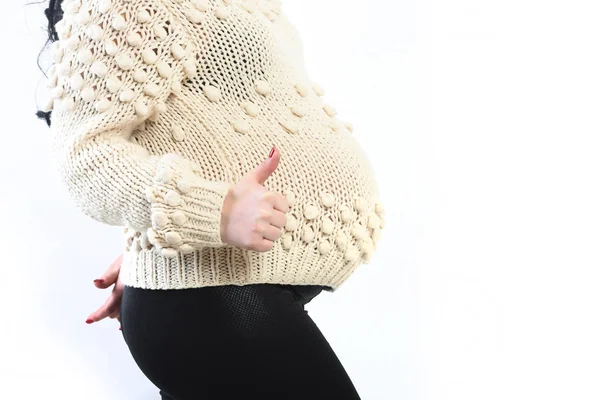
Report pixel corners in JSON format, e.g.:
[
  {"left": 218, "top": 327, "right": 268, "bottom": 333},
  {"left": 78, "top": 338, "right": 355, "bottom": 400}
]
[
  {"left": 269, "top": 147, "right": 275, "bottom": 158},
  {"left": 94, "top": 279, "right": 104, "bottom": 283},
  {"left": 119, "top": 326, "right": 122, "bottom": 331},
  {"left": 86, "top": 318, "right": 94, "bottom": 324}
]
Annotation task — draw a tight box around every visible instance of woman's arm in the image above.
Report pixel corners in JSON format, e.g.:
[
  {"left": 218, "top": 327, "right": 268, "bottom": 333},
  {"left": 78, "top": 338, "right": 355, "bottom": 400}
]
[{"left": 49, "top": 0, "right": 231, "bottom": 253}]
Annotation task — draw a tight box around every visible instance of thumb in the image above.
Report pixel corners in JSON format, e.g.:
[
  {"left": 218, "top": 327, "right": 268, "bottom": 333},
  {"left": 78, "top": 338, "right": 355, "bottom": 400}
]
[{"left": 250, "top": 146, "right": 280, "bottom": 186}]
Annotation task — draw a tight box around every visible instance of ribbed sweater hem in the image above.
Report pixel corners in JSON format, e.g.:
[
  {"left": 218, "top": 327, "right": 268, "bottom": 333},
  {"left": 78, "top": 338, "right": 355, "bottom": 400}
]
[{"left": 121, "top": 243, "right": 363, "bottom": 292}]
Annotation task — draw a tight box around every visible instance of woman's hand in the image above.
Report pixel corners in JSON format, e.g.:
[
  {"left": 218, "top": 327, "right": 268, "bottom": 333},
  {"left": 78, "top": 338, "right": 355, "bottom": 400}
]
[
  {"left": 84, "top": 147, "right": 289, "bottom": 328},
  {"left": 220, "top": 146, "right": 290, "bottom": 252},
  {"left": 86, "top": 253, "right": 124, "bottom": 330}
]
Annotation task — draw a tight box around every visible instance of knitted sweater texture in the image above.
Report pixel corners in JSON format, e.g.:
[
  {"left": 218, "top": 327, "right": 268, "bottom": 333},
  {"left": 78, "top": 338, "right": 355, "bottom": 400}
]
[{"left": 46, "top": 0, "right": 386, "bottom": 291}]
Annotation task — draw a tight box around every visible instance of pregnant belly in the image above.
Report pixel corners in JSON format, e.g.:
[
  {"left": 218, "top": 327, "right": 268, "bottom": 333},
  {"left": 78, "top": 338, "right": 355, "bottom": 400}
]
[
  {"left": 274, "top": 127, "right": 380, "bottom": 205},
  {"left": 262, "top": 128, "right": 384, "bottom": 257}
]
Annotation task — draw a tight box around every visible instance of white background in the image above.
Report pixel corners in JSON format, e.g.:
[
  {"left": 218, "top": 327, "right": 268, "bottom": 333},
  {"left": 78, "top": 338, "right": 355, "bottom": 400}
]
[{"left": 1, "top": 0, "right": 599, "bottom": 398}]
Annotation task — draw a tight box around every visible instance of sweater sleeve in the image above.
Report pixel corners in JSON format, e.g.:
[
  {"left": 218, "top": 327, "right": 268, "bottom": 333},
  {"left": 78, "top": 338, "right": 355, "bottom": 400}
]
[{"left": 48, "top": 0, "right": 232, "bottom": 253}]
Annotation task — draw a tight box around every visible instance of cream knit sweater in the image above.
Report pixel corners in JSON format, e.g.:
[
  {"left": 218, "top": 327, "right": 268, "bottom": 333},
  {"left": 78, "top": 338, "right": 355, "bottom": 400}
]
[{"left": 45, "top": 0, "right": 386, "bottom": 291}]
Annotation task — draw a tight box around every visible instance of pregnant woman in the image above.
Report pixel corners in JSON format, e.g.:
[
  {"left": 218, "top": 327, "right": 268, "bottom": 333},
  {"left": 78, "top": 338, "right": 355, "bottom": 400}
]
[{"left": 37, "top": 0, "right": 386, "bottom": 398}]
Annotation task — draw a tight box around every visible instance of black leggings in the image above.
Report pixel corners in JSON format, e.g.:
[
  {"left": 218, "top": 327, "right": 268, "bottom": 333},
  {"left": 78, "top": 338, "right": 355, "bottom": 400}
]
[{"left": 119, "top": 283, "right": 362, "bottom": 399}]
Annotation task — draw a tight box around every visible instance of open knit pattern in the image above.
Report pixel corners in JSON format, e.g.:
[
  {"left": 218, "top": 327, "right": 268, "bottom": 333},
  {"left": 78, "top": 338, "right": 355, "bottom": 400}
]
[{"left": 46, "top": 0, "right": 386, "bottom": 291}]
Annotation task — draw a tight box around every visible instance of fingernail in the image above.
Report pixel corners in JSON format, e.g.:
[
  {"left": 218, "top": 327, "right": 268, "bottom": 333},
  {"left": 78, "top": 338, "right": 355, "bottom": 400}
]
[
  {"left": 94, "top": 279, "right": 104, "bottom": 283},
  {"left": 86, "top": 318, "right": 94, "bottom": 324},
  {"left": 269, "top": 146, "right": 275, "bottom": 158},
  {"left": 119, "top": 326, "right": 122, "bottom": 331}
]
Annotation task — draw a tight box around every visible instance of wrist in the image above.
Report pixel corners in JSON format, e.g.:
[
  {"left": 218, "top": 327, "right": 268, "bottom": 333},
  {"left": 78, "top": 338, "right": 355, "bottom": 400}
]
[{"left": 220, "top": 187, "right": 235, "bottom": 244}]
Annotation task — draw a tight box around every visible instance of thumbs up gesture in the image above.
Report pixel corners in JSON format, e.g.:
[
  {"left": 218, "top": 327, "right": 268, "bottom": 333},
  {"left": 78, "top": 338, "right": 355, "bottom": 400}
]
[{"left": 220, "top": 146, "right": 291, "bottom": 252}]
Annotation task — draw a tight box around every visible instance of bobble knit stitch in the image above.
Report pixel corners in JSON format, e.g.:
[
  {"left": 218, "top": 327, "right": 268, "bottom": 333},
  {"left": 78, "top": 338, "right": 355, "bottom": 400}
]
[{"left": 48, "top": 0, "right": 384, "bottom": 292}]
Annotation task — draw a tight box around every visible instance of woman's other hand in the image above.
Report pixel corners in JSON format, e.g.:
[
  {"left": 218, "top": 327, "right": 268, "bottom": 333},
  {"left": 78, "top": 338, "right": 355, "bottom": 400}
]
[
  {"left": 86, "top": 254, "right": 124, "bottom": 330},
  {"left": 220, "top": 146, "right": 290, "bottom": 252}
]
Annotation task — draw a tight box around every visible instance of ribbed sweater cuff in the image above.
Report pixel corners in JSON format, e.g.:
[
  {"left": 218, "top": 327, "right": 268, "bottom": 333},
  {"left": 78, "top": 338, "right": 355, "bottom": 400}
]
[{"left": 145, "top": 154, "right": 232, "bottom": 255}]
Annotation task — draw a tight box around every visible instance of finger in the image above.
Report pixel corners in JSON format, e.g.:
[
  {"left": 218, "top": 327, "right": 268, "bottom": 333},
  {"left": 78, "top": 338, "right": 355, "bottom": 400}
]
[
  {"left": 259, "top": 191, "right": 278, "bottom": 206},
  {"left": 272, "top": 192, "right": 290, "bottom": 213},
  {"left": 269, "top": 209, "right": 287, "bottom": 229},
  {"left": 262, "top": 223, "right": 283, "bottom": 241},
  {"left": 94, "top": 254, "right": 123, "bottom": 289},
  {"left": 101, "top": 282, "right": 124, "bottom": 320},
  {"left": 87, "top": 291, "right": 121, "bottom": 323},
  {"left": 108, "top": 305, "right": 121, "bottom": 320},
  {"left": 251, "top": 147, "right": 281, "bottom": 186},
  {"left": 254, "top": 238, "right": 275, "bottom": 252}
]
